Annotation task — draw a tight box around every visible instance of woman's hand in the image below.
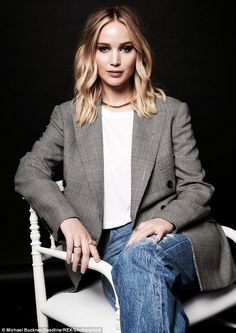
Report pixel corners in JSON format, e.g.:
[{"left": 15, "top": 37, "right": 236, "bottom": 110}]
[
  {"left": 126, "top": 218, "right": 175, "bottom": 246},
  {"left": 60, "top": 217, "right": 100, "bottom": 274}
]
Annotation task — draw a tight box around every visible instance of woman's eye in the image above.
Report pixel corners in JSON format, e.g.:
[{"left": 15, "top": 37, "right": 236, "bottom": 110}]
[
  {"left": 98, "top": 47, "right": 109, "bottom": 53},
  {"left": 121, "top": 46, "right": 133, "bottom": 53}
]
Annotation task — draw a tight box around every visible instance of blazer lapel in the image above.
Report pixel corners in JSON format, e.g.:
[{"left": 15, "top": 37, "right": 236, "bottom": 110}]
[
  {"left": 131, "top": 100, "right": 166, "bottom": 222},
  {"left": 73, "top": 99, "right": 104, "bottom": 214}
]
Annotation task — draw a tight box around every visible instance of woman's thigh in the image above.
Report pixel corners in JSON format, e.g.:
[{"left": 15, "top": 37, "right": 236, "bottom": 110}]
[
  {"left": 100, "top": 222, "right": 133, "bottom": 265},
  {"left": 99, "top": 225, "right": 199, "bottom": 308},
  {"left": 118, "top": 232, "right": 198, "bottom": 289},
  {"left": 99, "top": 222, "right": 133, "bottom": 309}
]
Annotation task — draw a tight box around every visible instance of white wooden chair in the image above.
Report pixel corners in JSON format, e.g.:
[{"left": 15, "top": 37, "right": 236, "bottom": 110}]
[{"left": 28, "top": 181, "right": 236, "bottom": 332}]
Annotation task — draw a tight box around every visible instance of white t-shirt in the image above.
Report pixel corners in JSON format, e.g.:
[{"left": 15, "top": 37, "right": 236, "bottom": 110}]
[{"left": 101, "top": 107, "right": 134, "bottom": 229}]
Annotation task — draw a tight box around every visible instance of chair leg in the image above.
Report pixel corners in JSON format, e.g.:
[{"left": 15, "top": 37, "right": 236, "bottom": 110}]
[
  {"left": 29, "top": 207, "right": 48, "bottom": 329},
  {"left": 32, "top": 261, "right": 49, "bottom": 329}
]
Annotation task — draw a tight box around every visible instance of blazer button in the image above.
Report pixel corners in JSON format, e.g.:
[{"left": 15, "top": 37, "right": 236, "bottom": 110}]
[
  {"left": 167, "top": 180, "right": 173, "bottom": 189},
  {"left": 161, "top": 204, "right": 166, "bottom": 210}
]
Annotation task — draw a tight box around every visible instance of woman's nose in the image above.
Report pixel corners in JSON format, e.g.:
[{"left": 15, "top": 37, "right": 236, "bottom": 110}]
[{"left": 110, "top": 50, "right": 121, "bottom": 66}]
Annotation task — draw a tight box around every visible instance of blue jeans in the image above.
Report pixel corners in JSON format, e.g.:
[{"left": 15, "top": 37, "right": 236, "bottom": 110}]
[{"left": 99, "top": 222, "right": 199, "bottom": 333}]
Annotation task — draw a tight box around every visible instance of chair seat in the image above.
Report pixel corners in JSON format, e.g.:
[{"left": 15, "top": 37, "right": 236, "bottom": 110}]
[
  {"left": 183, "top": 284, "right": 236, "bottom": 325},
  {"left": 41, "top": 279, "right": 116, "bottom": 333},
  {"left": 42, "top": 279, "right": 236, "bottom": 330}
]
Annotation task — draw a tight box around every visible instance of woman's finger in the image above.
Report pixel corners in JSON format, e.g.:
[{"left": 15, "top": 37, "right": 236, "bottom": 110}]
[
  {"left": 66, "top": 237, "right": 73, "bottom": 264},
  {"left": 89, "top": 243, "right": 101, "bottom": 263},
  {"left": 154, "top": 229, "right": 165, "bottom": 242},
  {"left": 72, "top": 244, "right": 82, "bottom": 272},
  {"left": 126, "top": 227, "right": 150, "bottom": 246},
  {"left": 80, "top": 239, "right": 90, "bottom": 274}
]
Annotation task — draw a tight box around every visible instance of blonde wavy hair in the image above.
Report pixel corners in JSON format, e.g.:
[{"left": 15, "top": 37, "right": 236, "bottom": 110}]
[{"left": 74, "top": 5, "right": 165, "bottom": 126}]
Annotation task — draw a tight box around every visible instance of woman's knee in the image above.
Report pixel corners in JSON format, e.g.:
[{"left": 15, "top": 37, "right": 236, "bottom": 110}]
[
  {"left": 112, "top": 237, "right": 160, "bottom": 278},
  {"left": 111, "top": 236, "right": 185, "bottom": 284}
]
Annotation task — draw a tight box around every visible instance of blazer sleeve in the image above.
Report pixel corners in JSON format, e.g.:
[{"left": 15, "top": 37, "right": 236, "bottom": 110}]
[
  {"left": 14, "top": 104, "right": 79, "bottom": 241},
  {"left": 158, "top": 101, "right": 215, "bottom": 231}
]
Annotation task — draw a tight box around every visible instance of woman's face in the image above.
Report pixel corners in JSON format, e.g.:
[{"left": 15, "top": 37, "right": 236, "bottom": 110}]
[{"left": 95, "top": 20, "right": 137, "bottom": 90}]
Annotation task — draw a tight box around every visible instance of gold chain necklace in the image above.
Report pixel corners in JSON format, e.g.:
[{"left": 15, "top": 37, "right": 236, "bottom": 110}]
[{"left": 101, "top": 99, "right": 131, "bottom": 108}]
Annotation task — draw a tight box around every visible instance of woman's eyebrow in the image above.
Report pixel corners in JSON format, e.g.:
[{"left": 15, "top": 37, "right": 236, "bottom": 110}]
[{"left": 97, "top": 42, "right": 133, "bottom": 46}]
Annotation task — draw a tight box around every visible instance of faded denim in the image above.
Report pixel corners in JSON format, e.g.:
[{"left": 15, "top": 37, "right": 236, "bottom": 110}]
[{"left": 100, "top": 222, "right": 199, "bottom": 333}]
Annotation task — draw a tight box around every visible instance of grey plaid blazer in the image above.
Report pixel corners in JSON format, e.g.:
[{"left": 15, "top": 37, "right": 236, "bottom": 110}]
[{"left": 14, "top": 96, "right": 236, "bottom": 291}]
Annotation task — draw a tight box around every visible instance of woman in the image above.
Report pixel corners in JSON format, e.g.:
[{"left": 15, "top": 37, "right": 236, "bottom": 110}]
[{"left": 14, "top": 5, "right": 236, "bottom": 332}]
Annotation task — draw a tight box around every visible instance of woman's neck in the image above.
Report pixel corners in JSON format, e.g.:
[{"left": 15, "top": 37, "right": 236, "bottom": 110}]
[{"left": 101, "top": 83, "right": 133, "bottom": 106}]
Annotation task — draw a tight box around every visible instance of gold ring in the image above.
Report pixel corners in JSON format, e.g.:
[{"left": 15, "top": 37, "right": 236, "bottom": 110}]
[{"left": 88, "top": 239, "right": 97, "bottom": 246}]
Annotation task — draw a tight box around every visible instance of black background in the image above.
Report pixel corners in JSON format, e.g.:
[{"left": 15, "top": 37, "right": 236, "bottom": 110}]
[{"left": 1, "top": 0, "right": 235, "bottom": 329}]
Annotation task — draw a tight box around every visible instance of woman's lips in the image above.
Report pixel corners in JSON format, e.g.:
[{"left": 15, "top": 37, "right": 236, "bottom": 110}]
[{"left": 107, "top": 71, "right": 123, "bottom": 77}]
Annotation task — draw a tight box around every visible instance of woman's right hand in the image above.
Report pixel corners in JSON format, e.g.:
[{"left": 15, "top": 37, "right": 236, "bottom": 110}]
[{"left": 60, "top": 217, "right": 100, "bottom": 274}]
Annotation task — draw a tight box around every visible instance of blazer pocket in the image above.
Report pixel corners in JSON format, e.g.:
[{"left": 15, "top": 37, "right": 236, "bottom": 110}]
[{"left": 150, "top": 154, "right": 176, "bottom": 194}]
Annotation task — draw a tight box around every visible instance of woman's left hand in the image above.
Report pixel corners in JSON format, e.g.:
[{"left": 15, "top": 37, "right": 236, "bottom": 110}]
[{"left": 126, "top": 218, "right": 175, "bottom": 246}]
